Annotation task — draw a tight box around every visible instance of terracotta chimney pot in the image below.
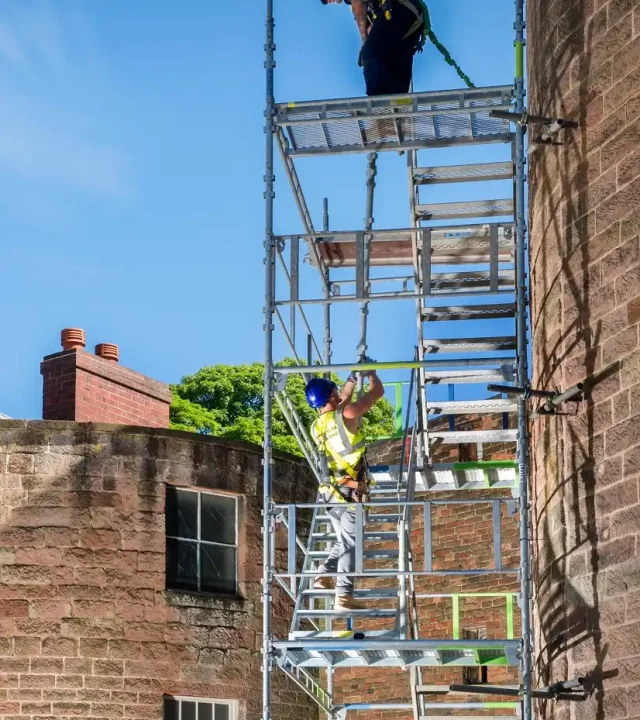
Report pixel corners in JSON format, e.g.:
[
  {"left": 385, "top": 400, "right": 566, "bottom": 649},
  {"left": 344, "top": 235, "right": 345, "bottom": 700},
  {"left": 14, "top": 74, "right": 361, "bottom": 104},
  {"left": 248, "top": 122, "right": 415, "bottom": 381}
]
[
  {"left": 61, "top": 328, "right": 86, "bottom": 351},
  {"left": 95, "top": 343, "right": 119, "bottom": 362}
]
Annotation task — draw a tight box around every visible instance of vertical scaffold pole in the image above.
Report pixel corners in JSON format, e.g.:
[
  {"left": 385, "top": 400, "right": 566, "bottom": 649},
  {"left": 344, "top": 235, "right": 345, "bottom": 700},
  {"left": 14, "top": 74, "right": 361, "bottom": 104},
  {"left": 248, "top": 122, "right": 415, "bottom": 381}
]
[
  {"left": 408, "top": 148, "right": 427, "bottom": 466},
  {"left": 262, "top": 1, "right": 276, "bottom": 719},
  {"left": 514, "top": 1, "right": 533, "bottom": 719},
  {"left": 357, "top": 153, "right": 377, "bottom": 390},
  {"left": 323, "top": 198, "right": 332, "bottom": 369}
]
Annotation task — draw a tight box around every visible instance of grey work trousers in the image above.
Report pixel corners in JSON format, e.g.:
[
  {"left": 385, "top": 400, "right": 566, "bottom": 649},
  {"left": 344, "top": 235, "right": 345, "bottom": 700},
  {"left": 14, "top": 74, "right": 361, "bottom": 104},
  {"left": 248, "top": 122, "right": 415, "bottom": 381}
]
[{"left": 321, "top": 494, "right": 357, "bottom": 596}]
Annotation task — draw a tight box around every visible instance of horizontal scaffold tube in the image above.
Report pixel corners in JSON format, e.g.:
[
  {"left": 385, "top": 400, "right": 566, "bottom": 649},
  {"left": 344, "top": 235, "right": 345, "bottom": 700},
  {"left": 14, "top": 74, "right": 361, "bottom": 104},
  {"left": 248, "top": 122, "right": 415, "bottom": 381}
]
[
  {"left": 275, "top": 639, "right": 520, "bottom": 651},
  {"left": 275, "top": 288, "right": 513, "bottom": 306},
  {"left": 274, "top": 358, "right": 516, "bottom": 374},
  {"left": 338, "top": 705, "right": 412, "bottom": 712},
  {"left": 274, "top": 570, "right": 518, "bottom": 578},
  {"left": 276, "top": 103, "right": 514, "bottom": 127},
  {"left": 273, "top": 498, "right": 516, "bottom": 509}
]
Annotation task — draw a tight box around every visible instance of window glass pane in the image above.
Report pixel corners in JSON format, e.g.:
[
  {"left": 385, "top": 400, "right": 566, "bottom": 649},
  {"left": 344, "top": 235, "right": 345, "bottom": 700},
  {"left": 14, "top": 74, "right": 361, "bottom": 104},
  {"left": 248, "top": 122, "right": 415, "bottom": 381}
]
[
  {"left": 201, "top": 545, "right": 237, "bottom": 595},
  {"left": 163, "top": 698, "right": 179, "bottom": 720},
  {"left": 166, "top": 487, "right": 198, "bottom": 539},
  {"left": 182, "top": 701, "right": 196, "bottom": 720},
  {"left": 201, "top": 494, "right": 236, "bottom": 545},
  {"left": 166, "top": 538, "right": 198, "bottom": 592},
  {"left": 198, "top": 703, "right": 213, "bottom": 720},
  {"left": 214, "top": 704, "right": 230, "bottom": 720}
]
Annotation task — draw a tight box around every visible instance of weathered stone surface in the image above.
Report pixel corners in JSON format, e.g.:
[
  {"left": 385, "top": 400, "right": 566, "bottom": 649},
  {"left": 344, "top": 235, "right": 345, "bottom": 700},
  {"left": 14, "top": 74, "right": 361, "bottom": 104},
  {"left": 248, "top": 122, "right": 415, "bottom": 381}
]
[
  {"left": 529, "top": 0, "right": 640, "bottom": 704},
  {"left": 0, "top": 421, "right": 317, "bottom": 719}
]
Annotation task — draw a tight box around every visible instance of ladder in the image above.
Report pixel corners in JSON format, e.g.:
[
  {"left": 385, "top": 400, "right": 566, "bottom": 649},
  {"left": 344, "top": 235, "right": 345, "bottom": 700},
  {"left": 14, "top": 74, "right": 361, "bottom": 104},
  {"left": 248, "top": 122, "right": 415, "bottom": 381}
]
[{"left": 261, "top": 2, "right": 534, "bottom": 720}]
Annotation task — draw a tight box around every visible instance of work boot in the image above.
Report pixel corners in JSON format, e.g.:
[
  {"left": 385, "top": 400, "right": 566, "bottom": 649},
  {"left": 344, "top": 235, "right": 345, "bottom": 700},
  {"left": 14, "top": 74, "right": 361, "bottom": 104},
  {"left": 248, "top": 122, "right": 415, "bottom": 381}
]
[
  {"left": 334, "top": 594, "right": 367, "bottom": 612},
  {"left": 313, "top": 576, "right": 334, "bottom": 590}
]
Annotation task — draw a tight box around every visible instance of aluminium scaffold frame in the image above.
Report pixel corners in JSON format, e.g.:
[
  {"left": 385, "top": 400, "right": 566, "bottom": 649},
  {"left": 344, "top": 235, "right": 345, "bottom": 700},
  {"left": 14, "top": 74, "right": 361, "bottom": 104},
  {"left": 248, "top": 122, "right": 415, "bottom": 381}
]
[{"left": 261, "top": 2, "right": 536, "bottom": 720}]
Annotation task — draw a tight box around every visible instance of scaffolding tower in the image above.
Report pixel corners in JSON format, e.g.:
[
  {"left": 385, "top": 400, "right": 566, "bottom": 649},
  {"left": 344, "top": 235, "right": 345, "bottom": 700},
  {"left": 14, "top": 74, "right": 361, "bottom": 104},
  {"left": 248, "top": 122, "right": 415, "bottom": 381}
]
[{"left": 262, "top": 2, "right": 534, "bottom": 719}]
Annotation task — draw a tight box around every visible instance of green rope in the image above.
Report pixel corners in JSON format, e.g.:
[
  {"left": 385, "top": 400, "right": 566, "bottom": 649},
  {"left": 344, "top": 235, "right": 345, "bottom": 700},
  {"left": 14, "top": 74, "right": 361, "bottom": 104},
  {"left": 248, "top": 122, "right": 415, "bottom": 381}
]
[{"left": 421, "top": 3, "right": 475, "bottom": 89}]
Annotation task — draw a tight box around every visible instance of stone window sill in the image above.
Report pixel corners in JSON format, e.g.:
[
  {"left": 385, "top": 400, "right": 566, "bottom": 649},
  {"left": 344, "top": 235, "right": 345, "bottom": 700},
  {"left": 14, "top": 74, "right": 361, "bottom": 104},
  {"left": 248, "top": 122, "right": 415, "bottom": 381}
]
[{"left": 165, "top": 588, "right": 246, "bottom": 611}]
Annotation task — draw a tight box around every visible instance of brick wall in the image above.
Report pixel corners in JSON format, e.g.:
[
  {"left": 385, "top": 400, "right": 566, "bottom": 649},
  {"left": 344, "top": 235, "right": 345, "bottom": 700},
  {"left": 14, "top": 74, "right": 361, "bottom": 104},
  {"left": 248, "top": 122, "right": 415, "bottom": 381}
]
[
  {"left": 41, "top": 350, "right": 172, "bottom": 428},
  {"left": 0, "top": 420, "right": 318, "bottom": 720},
  {"left": 333, "top": 412, "right": 521, "bottom": 719},
  {"left": 368, "top": 405, "right": 517, "bottom": 466},
  {"left": 528, "top": 1, "right": 640, "bottom": 718}
]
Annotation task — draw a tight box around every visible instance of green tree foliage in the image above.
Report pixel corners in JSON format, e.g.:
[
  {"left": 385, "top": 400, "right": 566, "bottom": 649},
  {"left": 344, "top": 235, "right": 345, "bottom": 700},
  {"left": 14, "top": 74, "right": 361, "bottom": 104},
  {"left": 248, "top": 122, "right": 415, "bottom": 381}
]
[{"left": 170, "top": 359, "right": 396, "bottom": 456}]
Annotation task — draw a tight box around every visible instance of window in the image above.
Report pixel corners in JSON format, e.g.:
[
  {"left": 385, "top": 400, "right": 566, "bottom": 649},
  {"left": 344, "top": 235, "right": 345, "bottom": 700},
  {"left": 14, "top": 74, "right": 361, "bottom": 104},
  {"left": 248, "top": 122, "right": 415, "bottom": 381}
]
[
  {"left": 165, "top": 487, "right": 238, "bottom": 595},
  {"left": 164, "top": 697, "right": 236, "bottom": 720}
]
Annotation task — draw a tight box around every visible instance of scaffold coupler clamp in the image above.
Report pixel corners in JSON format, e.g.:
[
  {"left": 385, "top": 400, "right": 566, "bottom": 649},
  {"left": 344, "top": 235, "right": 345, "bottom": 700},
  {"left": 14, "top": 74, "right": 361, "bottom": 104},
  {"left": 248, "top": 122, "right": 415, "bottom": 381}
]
[
  {"left": 489, "top": 107, "right": 578, "bottom": 153},
  {"left": 487, "top": 382, "right": 584, "bottom": 418},
  {"left": 544, "top": 677, "right": 588, "bottom": 701},
  {"left": 274, "top": 372, "right": 287, "bottom": 392}
]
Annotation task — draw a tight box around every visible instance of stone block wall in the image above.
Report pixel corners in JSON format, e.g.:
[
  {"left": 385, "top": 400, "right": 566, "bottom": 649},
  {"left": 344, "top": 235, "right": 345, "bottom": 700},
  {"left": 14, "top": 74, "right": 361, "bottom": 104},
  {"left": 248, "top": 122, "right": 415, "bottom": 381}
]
[
  {"left": 0, "top": 420, "right": 317, "bottom": 720},
  {"left": 528, "top": 0, "right": 640, "bottom": 717}
]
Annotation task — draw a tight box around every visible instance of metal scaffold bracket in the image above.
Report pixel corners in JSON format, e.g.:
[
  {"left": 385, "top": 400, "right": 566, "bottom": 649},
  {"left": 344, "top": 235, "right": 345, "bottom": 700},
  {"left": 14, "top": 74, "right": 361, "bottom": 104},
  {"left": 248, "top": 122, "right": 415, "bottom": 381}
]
[
  {"left": 490, "top": 108, "right": 579, "bottom": 154},
  {"left": 487, "top": 382, "right": 584, "bottom": 417}
]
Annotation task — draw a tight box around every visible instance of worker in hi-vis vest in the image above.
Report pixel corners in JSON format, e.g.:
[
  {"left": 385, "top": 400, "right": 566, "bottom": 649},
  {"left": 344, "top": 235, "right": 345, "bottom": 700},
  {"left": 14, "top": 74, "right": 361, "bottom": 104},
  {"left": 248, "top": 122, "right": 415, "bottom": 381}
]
[
  {"left": 320, "top": 0, "right": 426, "bottom": 96},
  {"left": 305, "top": 369, "right": 385, "bottom": 611}
]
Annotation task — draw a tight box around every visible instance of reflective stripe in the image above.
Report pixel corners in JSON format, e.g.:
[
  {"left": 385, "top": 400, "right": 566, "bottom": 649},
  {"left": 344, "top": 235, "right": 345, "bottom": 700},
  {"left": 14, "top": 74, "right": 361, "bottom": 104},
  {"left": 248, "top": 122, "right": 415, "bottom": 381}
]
[
  {"left": 325, "top": 440, "right": 359, "bottom": 480},
  {"left": 311, "top": 408, "right": 366, "bottom": 484},
  {"left": 319, "top": 483, "right": 348, "bottom": 504},
  {"left": 336, "top": 410, "right": 366, "bottom": 453},
  {"left": 336, "top": 411, "right": 354, "bottom": 453}
]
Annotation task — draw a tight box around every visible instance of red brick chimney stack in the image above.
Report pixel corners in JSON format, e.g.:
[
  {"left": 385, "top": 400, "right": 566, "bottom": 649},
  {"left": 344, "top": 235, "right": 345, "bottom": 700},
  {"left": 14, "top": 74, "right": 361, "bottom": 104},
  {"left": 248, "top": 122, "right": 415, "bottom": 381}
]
[{"left": 41, "top": 328, "right": 171, "bottom": 427}]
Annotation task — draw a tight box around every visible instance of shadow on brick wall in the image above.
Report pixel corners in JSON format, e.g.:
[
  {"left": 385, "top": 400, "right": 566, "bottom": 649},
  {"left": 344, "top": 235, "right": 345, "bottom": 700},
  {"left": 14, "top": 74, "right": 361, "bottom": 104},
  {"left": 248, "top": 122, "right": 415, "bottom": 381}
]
[{"left": 528, "top": 1, "right": 626, "bottom": 718}]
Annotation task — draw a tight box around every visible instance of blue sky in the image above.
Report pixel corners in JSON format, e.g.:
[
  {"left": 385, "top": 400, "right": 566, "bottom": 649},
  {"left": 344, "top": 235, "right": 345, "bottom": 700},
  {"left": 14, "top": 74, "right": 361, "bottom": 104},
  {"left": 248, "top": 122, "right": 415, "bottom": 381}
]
[{"left": 0, "top": 0, "right": 517, "bottom": 419}]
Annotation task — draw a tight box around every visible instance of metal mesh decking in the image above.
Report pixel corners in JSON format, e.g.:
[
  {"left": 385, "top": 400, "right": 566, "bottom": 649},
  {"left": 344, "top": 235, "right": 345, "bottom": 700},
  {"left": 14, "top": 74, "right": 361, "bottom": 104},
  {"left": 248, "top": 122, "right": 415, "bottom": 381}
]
[{"left": 276, "top": 87, "right": 515, "bottom": 156}]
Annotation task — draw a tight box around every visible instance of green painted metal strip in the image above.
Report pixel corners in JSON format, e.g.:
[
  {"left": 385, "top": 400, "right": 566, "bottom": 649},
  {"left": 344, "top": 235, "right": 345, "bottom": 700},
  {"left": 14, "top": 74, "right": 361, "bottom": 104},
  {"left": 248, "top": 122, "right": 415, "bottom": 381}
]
[
  {"left": 417, "top": 593, "right": 518, "bottom": 601},
  {"left": 483, "top": 657, "right": 510, "bottom": 666},
  {"left": 485, "top": 703, "right": 519, "bottom": 709},
  {"left": 506, "top": 594, "right": 515, "bottom": 640},
  {"left": 452, "top": 595, "right": 460, "bottom": 640},
  {"left": 452, "top": 461, "right": 517, "bottom": 470},
  {"left": 447, "top": 592, "right": 514, "bottom": 598},
  {"left": 394, "top": 383, "right": 403, "bottom": 434},
  {"left": 515, "top": 41, "right": 524, "bottom": 79},
  {"left": 472, "top": 648, "right": 482, "bottom": 664}
]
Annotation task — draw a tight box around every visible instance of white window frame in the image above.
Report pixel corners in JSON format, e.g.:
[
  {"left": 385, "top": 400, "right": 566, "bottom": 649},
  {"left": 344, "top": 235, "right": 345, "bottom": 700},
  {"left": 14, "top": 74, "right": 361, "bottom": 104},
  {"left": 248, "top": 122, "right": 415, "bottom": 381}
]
[
  {"left": 165, "top": 486, "right": 239, "bottom": 595},
  {"left": 164, "top": 696, "right": 238, "bottom": 720}
]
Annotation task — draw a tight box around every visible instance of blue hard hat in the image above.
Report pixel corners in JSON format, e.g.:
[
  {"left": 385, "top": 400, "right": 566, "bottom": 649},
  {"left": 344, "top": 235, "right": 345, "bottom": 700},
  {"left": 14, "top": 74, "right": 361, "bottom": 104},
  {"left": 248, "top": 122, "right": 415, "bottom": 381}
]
[{"left": 305, "top": 378, "right": 337, "bottom": 409}]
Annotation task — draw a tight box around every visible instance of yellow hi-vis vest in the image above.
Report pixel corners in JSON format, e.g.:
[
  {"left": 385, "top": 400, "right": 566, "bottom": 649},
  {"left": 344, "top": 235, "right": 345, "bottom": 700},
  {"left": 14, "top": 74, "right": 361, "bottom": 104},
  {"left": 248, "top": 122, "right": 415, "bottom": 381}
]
[{"left": 311, "top": 409, "right": 366, "bottom": 490}]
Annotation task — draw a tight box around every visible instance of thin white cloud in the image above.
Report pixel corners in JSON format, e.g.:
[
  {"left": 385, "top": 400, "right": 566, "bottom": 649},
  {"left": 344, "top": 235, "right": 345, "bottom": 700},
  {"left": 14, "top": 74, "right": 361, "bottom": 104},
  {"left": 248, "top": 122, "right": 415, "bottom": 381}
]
[
  {"left": 23, "top": 0, "right": 67, "bottom": 73},
  {"left": 0, "top": 0, "right": 66, "bottom": 72},
  {"left": 0, "top": 1, "right": 133, "bottom": 198},
  {"left": 0, "top": 106, "right": 131, "bottom": 197},
  {"left": 0, "top": 21, "right": 28, "bottom": 67}
]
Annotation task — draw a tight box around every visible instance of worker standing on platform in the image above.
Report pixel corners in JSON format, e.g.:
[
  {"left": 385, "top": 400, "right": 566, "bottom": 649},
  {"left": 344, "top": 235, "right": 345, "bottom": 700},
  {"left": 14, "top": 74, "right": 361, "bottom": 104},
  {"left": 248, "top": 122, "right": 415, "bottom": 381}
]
[
  {"left": 305, "top": 369, "right": 385, "bottom": 611},
  {"left": 321, "top": 0, "right": 426, "bottom": 96}
]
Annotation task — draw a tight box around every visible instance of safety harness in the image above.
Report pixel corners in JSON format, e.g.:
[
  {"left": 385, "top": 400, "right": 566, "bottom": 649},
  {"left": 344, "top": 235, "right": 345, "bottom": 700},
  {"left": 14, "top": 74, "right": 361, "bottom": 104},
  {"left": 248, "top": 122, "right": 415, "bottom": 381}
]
[
  {"left": 347, "top": 0, "right": 475, "bottom": 88},
  {"left": 352, "top": 0, "right": 426, "bottom": 48},
  {"left": 311, "top": 408, "right": 367, "bottom": 503}
]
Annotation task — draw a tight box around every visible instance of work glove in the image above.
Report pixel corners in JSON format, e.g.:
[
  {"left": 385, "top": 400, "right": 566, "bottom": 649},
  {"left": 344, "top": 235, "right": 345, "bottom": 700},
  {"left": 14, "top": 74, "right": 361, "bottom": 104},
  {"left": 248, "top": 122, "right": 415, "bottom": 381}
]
[
  {"left": 361, "top": 356, "right": 377, "bottom": 380},
  {"left": 358, "top": 46, "right": 364, "bottom": 68}
]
